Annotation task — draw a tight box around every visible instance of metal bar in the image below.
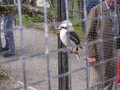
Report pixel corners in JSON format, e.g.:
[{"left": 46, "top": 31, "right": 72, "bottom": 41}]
[
  {"left": 57, "top": 0, "right": 69, "bottom": 90},
  {"left": 17, "top": 0, "right": 27, "bottom": 90},
  {"left": 83, "top": 0, "right": 89, "bottom": 89},
  {"left": 43, "top": 0, "right": 51, "bottom": 90}
]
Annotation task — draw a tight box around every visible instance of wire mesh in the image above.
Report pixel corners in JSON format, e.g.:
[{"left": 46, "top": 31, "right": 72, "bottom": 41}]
[{"left": 0, "top": 0, "right": 120, "bottom": 90}]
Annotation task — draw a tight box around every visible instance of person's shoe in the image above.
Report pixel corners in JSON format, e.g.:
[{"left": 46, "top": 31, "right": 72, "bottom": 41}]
[
  {"left": 3, "top": 53, "right": 14, "bottom": 57},
  {"left": 2, "top": 48, "right": 9, "bottom": 51}
]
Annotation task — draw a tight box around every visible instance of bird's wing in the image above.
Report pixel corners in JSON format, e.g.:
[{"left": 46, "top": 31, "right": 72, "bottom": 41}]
[{"left": 68, "top": 31, "right": 80, "bottom": 45}]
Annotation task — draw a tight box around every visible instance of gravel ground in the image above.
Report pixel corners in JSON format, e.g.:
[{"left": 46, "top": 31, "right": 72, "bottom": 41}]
[{"left": 0, "top": 28, "right": 119, "bottom": 90}]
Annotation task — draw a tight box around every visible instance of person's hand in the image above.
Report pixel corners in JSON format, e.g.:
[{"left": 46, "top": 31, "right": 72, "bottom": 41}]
[{"left": 88, "top": 57, "right": 97, "bottom": 65}]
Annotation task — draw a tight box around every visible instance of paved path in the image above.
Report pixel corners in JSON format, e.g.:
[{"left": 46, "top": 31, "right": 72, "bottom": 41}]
[
  {"left": 0, "top": 29, "right": 119, "bottom": 90},
  {"left": 0, "top": 29, "right": 86, "bottom": 90}
]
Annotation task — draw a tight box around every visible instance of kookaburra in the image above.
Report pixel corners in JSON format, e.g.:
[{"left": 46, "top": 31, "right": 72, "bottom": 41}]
[{"left": 57, "top": 20, "right": 83, "bottom": 61}]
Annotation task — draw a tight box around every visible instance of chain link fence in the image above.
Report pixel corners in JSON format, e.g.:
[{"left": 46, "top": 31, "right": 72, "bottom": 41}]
[{"left": 0, "top": 0, "right": 120, "bottom": 90}]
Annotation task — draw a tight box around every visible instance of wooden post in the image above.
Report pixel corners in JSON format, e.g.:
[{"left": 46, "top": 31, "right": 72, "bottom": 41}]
[{"left": 57, "top": 0, "right": 70, "bottom": 90}]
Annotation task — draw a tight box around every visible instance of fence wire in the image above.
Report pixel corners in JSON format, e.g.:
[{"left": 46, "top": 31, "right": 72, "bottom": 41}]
[{"left": 0, "top": 0, "right": 120, "bottom": 90}]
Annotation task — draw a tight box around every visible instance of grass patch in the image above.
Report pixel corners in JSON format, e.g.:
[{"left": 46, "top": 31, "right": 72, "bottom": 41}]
[{"left": 73, "top": 22, "right": 85, "bottom": 41}]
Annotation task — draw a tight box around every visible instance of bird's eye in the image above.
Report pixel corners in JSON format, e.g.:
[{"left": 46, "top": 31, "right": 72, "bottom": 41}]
[
  {"left": 64, "top": 27, "right": 67, "bottom": 29},
  {"left": 61, "top": 27, "right": 65, "bottom": 28},
  {"left": 61, "top": 27, "right": 67, "bottom": 29}
]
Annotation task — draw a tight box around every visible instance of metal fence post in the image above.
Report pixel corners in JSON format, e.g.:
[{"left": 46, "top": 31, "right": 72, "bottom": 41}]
[{"left": 57, "top": 0, "right": 70, "bottom": 90}]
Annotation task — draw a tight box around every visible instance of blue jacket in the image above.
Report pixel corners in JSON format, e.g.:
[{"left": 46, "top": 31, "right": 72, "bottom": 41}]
[
  {"left": 2, "top": 0, "right": 14, "bottom": 5},
  {"left": 86, "top": 0, "right": 100, "bottom": 14}
]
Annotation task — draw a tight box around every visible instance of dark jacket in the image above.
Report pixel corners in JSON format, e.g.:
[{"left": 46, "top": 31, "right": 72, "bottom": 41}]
[
  {"left": 2, "top": 0, "right": 14, "bottom": 5},
  {"left": 117, "top": 5, "right": 120, "bottom": 49},
  {"left": 86, "top": 0, "right": 100, "bottom": 14}
]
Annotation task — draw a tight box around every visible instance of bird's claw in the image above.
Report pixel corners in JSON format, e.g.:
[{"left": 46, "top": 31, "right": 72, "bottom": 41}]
[
  {"left": 62, "top": 50, "right": 78, "bottom": 55},
  {"left": 62, "top": 51, "right": 67, "bottom": 54},
  {"left": 71, "top": 51, "right": 78, "bottom": 54}
]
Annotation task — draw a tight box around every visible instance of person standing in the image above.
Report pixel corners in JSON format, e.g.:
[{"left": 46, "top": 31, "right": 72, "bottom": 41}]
[
  {"left": 2, "top": 0, "right": 15, "bottom": 57},
  {"left": 87, "top": 0, "right": 119, "bottom": 89}
]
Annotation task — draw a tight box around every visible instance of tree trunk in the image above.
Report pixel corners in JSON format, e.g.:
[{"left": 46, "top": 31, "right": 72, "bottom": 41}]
[{"left": 0, "top": 5, "right": 57, "bottom": 21}]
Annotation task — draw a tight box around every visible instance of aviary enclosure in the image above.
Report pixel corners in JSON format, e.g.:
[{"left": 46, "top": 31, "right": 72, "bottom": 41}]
[{"left": 0, "top": 0, "right": 120, "bottom": 90}]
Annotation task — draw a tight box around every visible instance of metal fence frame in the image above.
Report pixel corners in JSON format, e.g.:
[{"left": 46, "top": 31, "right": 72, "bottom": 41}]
[{"left": 0, "top": 0, "right": 119, "bottom": 90}]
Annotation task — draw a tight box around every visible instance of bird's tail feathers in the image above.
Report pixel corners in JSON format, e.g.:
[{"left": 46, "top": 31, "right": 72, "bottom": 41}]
[{"left": 75, "top": 53, "right": 81, "bottom": 61}]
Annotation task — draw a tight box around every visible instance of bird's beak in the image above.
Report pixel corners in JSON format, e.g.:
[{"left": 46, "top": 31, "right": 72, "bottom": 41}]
[{"left": 55, "top": 28, "right": 61, "bottom": 30}]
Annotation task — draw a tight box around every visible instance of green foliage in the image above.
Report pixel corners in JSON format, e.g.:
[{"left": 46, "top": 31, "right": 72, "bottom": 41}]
[
  {"left": 16, "top": 8, "right": 57, "bottom": 26},
  {"left": 48, "top": 9, "right": 57, "bottom": 17},
  {"left": 16, "top": 14, "right": 35, "bottom": 26},
  {"left": 72, "top": 22, "right": 82, "bottom": 31},
  {"left": 31, "top": 14, "right": 44, "bottom": 22},
  {"left": 72, "top": 22, "right": 85, "bottom": 41},
  {"left": 46, "top": 0, "right": 57, "bottom": 8}
]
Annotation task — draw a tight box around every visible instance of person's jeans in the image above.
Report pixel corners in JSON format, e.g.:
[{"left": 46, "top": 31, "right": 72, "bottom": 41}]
[{"left": 4, "top": 15, "right": 15, "bottom": 54}]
